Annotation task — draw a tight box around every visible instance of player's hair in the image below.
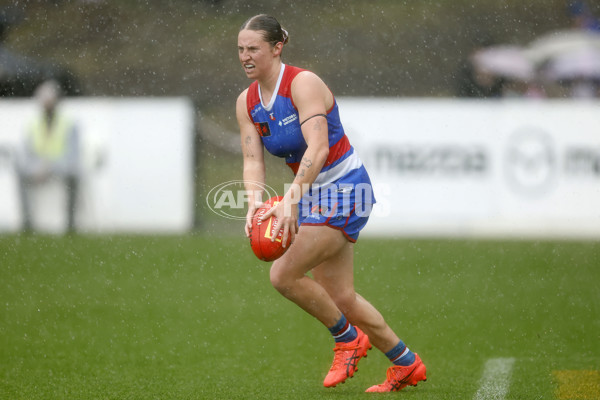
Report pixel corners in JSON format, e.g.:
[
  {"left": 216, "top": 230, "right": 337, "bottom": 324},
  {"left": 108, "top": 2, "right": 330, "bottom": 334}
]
[{"left": 240, "top": 14, "right": 289, "bottom": 47}]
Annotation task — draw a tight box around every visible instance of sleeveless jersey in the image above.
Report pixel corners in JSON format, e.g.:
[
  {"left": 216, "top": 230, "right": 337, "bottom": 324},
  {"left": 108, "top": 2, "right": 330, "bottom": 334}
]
[
  {"left": 246, "top": 64, "right": 365, "bottom": 187},
  {"left": 246, "top": 64, "right": 375, "bottom": 241}
]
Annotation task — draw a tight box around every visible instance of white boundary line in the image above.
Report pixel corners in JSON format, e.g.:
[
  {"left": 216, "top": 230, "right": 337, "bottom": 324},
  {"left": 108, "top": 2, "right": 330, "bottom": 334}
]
[{"left": 473, "top": 358, "right": 516, "bottom": 400}]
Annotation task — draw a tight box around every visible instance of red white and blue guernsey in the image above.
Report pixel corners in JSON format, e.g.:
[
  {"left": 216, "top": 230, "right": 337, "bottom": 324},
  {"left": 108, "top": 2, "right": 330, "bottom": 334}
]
[{"left": 246, "top": 64, "right": 375, "bottom": 242}]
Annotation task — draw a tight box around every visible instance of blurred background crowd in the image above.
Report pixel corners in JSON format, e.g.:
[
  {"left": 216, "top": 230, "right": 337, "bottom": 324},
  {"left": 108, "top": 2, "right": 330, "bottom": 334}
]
[
  {"left": 1, "top": 0, "right": 600, "bottom": 110},
  {"left": 459, "top": 1, "right": 600, "bottom": 99}
]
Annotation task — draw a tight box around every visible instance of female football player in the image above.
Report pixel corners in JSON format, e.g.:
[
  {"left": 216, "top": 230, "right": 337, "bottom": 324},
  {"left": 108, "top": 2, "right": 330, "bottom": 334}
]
[{"left": 236, "top": 14, "right": 426, "bottom": 392}]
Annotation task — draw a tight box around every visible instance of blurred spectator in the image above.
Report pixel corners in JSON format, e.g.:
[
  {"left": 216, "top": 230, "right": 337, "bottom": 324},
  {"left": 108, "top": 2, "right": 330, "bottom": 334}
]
[
  {"left": 569, "top": 78, "right": 600, "bottom": 97},
  {"left": 456, "top": 61, "right": 505, "bottom": 98},
  {"left": 468, "top": 44, "right": 541, "bottom": 98},
  {"left": 568, "top": 1, "right": 600, "bottom": 31},
  {"left": 455, "top": 44, "right": 505, "bottom": 98},
  {"left": 16, "top": 80, "right": 80, "bottom": 233}
]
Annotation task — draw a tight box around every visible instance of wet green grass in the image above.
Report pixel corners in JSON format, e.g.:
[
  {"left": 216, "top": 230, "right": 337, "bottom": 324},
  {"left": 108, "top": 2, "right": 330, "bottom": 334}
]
[{"left": 1, "top": 235, "right": 598, "bottom": 399}]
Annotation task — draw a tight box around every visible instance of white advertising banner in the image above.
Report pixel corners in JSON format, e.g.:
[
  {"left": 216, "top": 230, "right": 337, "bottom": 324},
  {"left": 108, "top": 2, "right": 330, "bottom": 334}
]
[
  {"left": 338, "top": 98, "right": 600, "bottom": 239},
  {"left": 0, "top": 98, "right": 194, "bottom": 233}
]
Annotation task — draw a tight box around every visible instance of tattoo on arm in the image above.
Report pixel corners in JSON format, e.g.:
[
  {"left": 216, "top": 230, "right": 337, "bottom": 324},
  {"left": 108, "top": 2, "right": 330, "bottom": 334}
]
[
  {"left": 296, "top": 157, "right": 312, "bottom": 178},
  {"left": 311, "top": 119, "right": 322, "bottom": 131},
  {"left": 301, "top": 157, "right": 313, "bottom": 168},
  {"left": 244, "top": 136, "right": 254, "bottom": 158}
]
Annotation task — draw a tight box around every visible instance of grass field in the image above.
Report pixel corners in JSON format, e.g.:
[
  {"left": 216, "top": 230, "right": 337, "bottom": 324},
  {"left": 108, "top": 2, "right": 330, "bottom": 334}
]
[{"left": 1, "top": 234, "right": 598, "bottom": 399}]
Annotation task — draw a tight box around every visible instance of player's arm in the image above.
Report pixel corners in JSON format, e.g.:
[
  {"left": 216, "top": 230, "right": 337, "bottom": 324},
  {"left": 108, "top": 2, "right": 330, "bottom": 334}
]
[
  {"left": 290, "top": 71, "right": 331, "bottom": 192},
  {"left": 262, "top": 71, "right": 331, "bottom": 245},
  {"left": 237, "top": 89, "right": 266, "bottom": 237}
]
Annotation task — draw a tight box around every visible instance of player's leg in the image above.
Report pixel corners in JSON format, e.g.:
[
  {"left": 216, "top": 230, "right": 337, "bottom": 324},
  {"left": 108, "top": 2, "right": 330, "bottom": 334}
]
[
  {"left": 311, "top": 241, "right": 400, "bottom": 352},
  {"left": 311, "top": 239, "right": 427, "bottom": 392},
  {"left": 269, "top": 224, "right": 370, "bottom": 387},
  {"left": 270, "top": 224, "right": 348, "bottom": 327}
]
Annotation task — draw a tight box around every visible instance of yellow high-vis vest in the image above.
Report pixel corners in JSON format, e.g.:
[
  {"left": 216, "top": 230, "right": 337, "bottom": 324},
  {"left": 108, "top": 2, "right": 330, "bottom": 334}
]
[{"left": 29, "top": 113, "right": 72, "bottom": 160}]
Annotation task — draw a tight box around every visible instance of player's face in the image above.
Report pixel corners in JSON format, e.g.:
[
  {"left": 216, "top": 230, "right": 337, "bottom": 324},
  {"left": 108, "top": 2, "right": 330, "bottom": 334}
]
[{"left": 238, "top": 29, "right": 277, "bottom": 79}]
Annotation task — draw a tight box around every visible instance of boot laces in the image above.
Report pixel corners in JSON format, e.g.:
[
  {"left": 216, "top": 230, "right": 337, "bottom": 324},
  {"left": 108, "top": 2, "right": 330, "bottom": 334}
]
[{"left": 330, "top": 343, "right": 360, "bottom": 370}]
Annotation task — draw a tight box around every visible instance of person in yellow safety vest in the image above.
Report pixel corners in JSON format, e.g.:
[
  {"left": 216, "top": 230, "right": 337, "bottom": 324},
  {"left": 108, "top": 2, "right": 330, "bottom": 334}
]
[{"left": 16, "top": 79, "right": 79, "bottom": 233}]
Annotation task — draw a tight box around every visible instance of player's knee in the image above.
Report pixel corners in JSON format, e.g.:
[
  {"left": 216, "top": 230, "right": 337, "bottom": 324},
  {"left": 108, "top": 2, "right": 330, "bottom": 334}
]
[{"left": 269, "top": 262, "right": 291, "bottom": 294}]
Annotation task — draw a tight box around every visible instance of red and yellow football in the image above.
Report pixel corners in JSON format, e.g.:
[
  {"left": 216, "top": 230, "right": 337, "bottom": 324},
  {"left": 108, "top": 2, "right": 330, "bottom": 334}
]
[{"left": 249, "top": 196, "right": 291, "bottom": 261}]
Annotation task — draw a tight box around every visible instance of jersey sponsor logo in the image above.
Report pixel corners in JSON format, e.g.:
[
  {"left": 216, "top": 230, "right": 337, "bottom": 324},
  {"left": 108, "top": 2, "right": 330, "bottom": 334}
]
[
  {"left": 254, "top": 122, "right": 271, "bottom": 137},
  {"left": 250, "top": 106, "right": 262, "bottom": 118},
  {"left": 279, "top": 113, "right": 298, "bottom": 127}
]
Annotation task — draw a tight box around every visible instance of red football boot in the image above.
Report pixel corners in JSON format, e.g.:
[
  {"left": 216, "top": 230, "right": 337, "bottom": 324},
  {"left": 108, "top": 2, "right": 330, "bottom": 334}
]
[
  {"left": 323, "top": 327, "right": 371, "bottom": 387},
  {"left": 365, "top": 353, "right": 427, "bottom": 392}
]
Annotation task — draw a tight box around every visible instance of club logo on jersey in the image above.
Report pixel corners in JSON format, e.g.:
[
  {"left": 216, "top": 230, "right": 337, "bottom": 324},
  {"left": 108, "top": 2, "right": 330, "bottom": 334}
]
[
  {"left": 269, "top": 113, "right": 276, "bottom": 121},
  {"left": 254, "top": 121, "right": 271, "bottom": 137}
]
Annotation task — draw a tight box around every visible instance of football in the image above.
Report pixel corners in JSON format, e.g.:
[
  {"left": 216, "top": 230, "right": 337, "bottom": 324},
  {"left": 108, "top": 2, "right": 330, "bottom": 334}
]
[{"left": 249, "top": 196, "right": 291, "bottom": 261}]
